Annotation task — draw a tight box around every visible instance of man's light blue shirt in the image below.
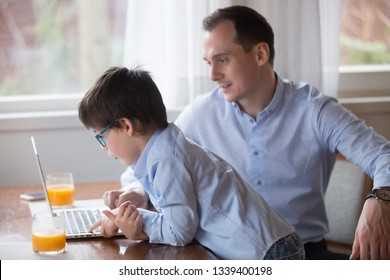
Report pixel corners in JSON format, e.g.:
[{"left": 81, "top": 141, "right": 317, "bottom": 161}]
[
  {"left": 175, "top": 75, "right": 390, "bottom": 244},
  {"left": 132, "top": 123, "right": 295, "bottom": 259}
]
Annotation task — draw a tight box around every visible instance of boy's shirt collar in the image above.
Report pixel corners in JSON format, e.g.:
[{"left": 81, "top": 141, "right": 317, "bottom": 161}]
[{"left": 132, "top": 125, "right": 165, "bottom": 179}]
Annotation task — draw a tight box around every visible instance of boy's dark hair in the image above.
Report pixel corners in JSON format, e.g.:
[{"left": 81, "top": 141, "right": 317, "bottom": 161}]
[
  {"left": 203, "top": 5, "right": 275, "bottom": 66},
  {"left": 78, "top": 67, "right": 168, "bottom": 132}
]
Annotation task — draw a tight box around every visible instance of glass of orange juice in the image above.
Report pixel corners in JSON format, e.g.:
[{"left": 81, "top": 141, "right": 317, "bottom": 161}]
[
  {"left": 32, "top": 212, "right": 66, "bottom": 255},
  {"left": 46, "top": 172, "right": 75, "bottom": 208}
]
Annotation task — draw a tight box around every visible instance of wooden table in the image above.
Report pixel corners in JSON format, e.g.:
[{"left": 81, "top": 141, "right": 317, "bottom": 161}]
[{"left": 0, "top": 182, "right": 216, "bottom": 260}]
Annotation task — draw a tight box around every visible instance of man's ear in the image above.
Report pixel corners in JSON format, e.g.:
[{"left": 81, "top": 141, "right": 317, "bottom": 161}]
[
  {"left": 119, "top": 118, "right": 135, "bottom": 136},
  {"left": 254, "top": 42, "right": 270, "bottom": 66}
]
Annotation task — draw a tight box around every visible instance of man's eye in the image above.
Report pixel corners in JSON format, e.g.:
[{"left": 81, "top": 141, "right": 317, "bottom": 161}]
[{"left": 218, "top": 57, "right": 229, "bottom": 64}]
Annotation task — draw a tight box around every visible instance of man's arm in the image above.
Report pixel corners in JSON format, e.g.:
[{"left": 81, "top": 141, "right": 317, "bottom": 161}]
[{"left": 316, "top": 97, "right": 390, "bottom": 259}]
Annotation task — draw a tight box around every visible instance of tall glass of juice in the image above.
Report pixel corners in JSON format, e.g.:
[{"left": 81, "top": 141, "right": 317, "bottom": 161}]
[
  {"left": 32, "top": 212, "right": 66, "bottom": 255},
  {"left": 46, "top": 172, "right": 75, "bottom": 208}
]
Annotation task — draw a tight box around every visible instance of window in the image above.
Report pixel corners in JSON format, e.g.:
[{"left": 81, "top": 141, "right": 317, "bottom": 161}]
[
  {"left": 0, "top": 0, "right": 127, "bottom": 100},
  {"left": 340, "top": 0, "right": 389, "bottom": 66},
  {"left": 338, "top": 0, "right": 390, "bottom": 98},
  {"left": 1, "top": 0, "right": 389, "bottom": 108}
]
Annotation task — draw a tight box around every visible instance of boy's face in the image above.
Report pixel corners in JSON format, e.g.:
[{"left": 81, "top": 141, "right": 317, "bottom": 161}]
[{"left": 95, "top": 119, "right": 141, "bottom": 166}]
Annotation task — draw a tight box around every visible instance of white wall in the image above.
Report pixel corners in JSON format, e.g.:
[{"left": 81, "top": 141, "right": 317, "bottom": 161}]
[
  {"left": 0, "top": 101, "right": 389, "bottom": 188},
  {"left": 0, "top": 110, "right": 182, "bottom": 187}
]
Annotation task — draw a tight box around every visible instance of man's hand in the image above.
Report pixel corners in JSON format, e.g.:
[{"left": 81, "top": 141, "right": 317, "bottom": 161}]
[
  {"left": 350, "top": 198, "right": 390, "bottom": 259},
  {"left": 103, "top": 187, "right": 148, "bottom": 209},
  {"left": 103, "top": 201, "right": 148, "bottom": 241}
]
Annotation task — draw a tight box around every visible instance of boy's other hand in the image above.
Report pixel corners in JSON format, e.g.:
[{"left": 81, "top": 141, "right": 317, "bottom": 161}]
[{"left": 104, "top": 201, "right": 148, "bottom": 241}]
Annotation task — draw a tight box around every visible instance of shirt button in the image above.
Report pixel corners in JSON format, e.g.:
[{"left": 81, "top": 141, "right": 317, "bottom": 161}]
[
  {"left": 253, "top": 151, "right": 259, "bottom": 156},
  {"left": 256, "top": 180, "right": 262, "bottom": 186}
]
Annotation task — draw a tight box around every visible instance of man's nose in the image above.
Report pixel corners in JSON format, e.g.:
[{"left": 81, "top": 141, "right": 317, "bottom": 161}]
[{"left": 210, "top": 65, "right": 222, "bottom": 82}]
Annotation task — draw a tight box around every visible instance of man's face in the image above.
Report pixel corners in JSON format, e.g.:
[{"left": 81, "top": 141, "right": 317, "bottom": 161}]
[{"left": 203, "top": 20, "right": 262, "bottom": 103}]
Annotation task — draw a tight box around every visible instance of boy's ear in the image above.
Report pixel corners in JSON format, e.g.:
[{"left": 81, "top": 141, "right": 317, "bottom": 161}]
[{"left": 119, "top": 118, "right": 135, "bottom": 136}]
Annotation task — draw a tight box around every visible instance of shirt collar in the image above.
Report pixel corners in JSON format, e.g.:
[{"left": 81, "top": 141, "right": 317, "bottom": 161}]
[
  {"left": 264, "top": 73, "right": 283, "bottom": 116},
  {"left": 132, "top": 126, "right": 165, "bottom": 179},
  {"left": 230, "top": 73, "right": 284, "bottom": 119}
]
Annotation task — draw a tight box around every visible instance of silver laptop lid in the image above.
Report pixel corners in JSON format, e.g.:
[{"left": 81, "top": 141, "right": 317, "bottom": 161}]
[
  {"left": 30, "top": 136, "right": 121, "bottom": 239},
  {"left": 30, "top": 136, "right": 54, "bottom": 215}
]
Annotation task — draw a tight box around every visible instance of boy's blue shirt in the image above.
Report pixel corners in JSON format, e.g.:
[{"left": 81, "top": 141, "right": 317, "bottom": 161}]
[{"left": 132, "top": 123, "right": 294, "bottom": 260}]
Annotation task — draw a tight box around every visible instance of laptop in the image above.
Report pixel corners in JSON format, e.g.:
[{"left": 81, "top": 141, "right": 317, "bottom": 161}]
[{"left": 30, "top": 136, "right": 122, "bottom": 239}]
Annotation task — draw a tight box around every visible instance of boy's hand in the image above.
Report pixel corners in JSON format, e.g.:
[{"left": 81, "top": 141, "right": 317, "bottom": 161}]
[
  {"left": 103, "top": 201, "right": 148, "bottom": 241},
  {"left": 89, "top": 210, "right": 119, "bottom": 237}
]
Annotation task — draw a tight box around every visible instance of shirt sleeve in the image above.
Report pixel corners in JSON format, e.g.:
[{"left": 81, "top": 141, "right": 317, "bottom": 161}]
[
  {"left": 315, "top": 97, "right": 390, "bottom": 187},
  {"left": 120, "top": 166, "right": 143, "bottom": 190},
  {"left": 138, "top": 154, "right": 199, "bottom": 246},
  {"left": 174, "top": 103, "right": 196, "bottom": 137}
]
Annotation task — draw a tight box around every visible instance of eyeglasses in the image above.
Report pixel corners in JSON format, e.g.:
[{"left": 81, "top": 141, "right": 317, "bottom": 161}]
[{"left": 95, "top": 120, "right": 119, "bottom": 147}]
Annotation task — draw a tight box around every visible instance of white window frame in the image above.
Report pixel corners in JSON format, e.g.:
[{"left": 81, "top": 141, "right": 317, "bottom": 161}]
[
  {"left": 0, "top": 94, "right": 183, "bottom": 132},
  {"left": 1, "top": 65, "right": 389, "bottom": 132},
  {"left": 338, "top": 64, "right": 390, "bottom": 98}
]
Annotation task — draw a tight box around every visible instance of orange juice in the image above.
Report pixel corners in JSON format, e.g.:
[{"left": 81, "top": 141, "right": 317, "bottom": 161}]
[
  {"left": 47, "top": 184, "right": 74, "bottom": 206},
  {"left": 32, "top": 229, "right": 66, "bottom": 253}
]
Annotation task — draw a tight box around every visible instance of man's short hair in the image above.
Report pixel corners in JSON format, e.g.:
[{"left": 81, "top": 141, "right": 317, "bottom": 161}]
[{"left": 203, "top": 5, "right": 275, "bottom": 65}]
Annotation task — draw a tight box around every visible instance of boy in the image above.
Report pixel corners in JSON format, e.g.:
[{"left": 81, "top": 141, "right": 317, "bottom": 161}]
[{"left": 79, "top": 66, "right": 304, "bottom": 259}]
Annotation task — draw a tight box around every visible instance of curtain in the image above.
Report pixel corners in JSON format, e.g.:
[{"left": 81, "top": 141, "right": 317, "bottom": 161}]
[
  {"left": 122, "top": 0, "right": 341, "bottom": 108},
  {"left": 123, "top": 0, "right": 244, "bottom": 108},
  {"left": 248, "top": 0, "right": 341, "bottom": 97},
  {"left": 319, "top": 0, "right": 341, "bottom": 98}
]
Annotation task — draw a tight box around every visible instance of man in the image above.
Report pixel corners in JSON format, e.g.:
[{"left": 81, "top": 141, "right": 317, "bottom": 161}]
[{"left": 105, "top": 6, "right": 390, "bottom": 259}]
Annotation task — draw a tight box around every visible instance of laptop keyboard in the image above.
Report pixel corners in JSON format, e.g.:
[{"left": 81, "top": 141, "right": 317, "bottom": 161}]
[{"left": 63, "top": 209, "right": 102, "bottom": 235}]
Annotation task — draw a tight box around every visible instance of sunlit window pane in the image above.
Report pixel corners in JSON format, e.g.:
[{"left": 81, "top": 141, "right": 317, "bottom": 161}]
[
  {"left": 0, "top": 0, "right": 127, "bottom": 97},
  {"left": 340, "top": 0, "right": 390, "bottom": 65}
]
